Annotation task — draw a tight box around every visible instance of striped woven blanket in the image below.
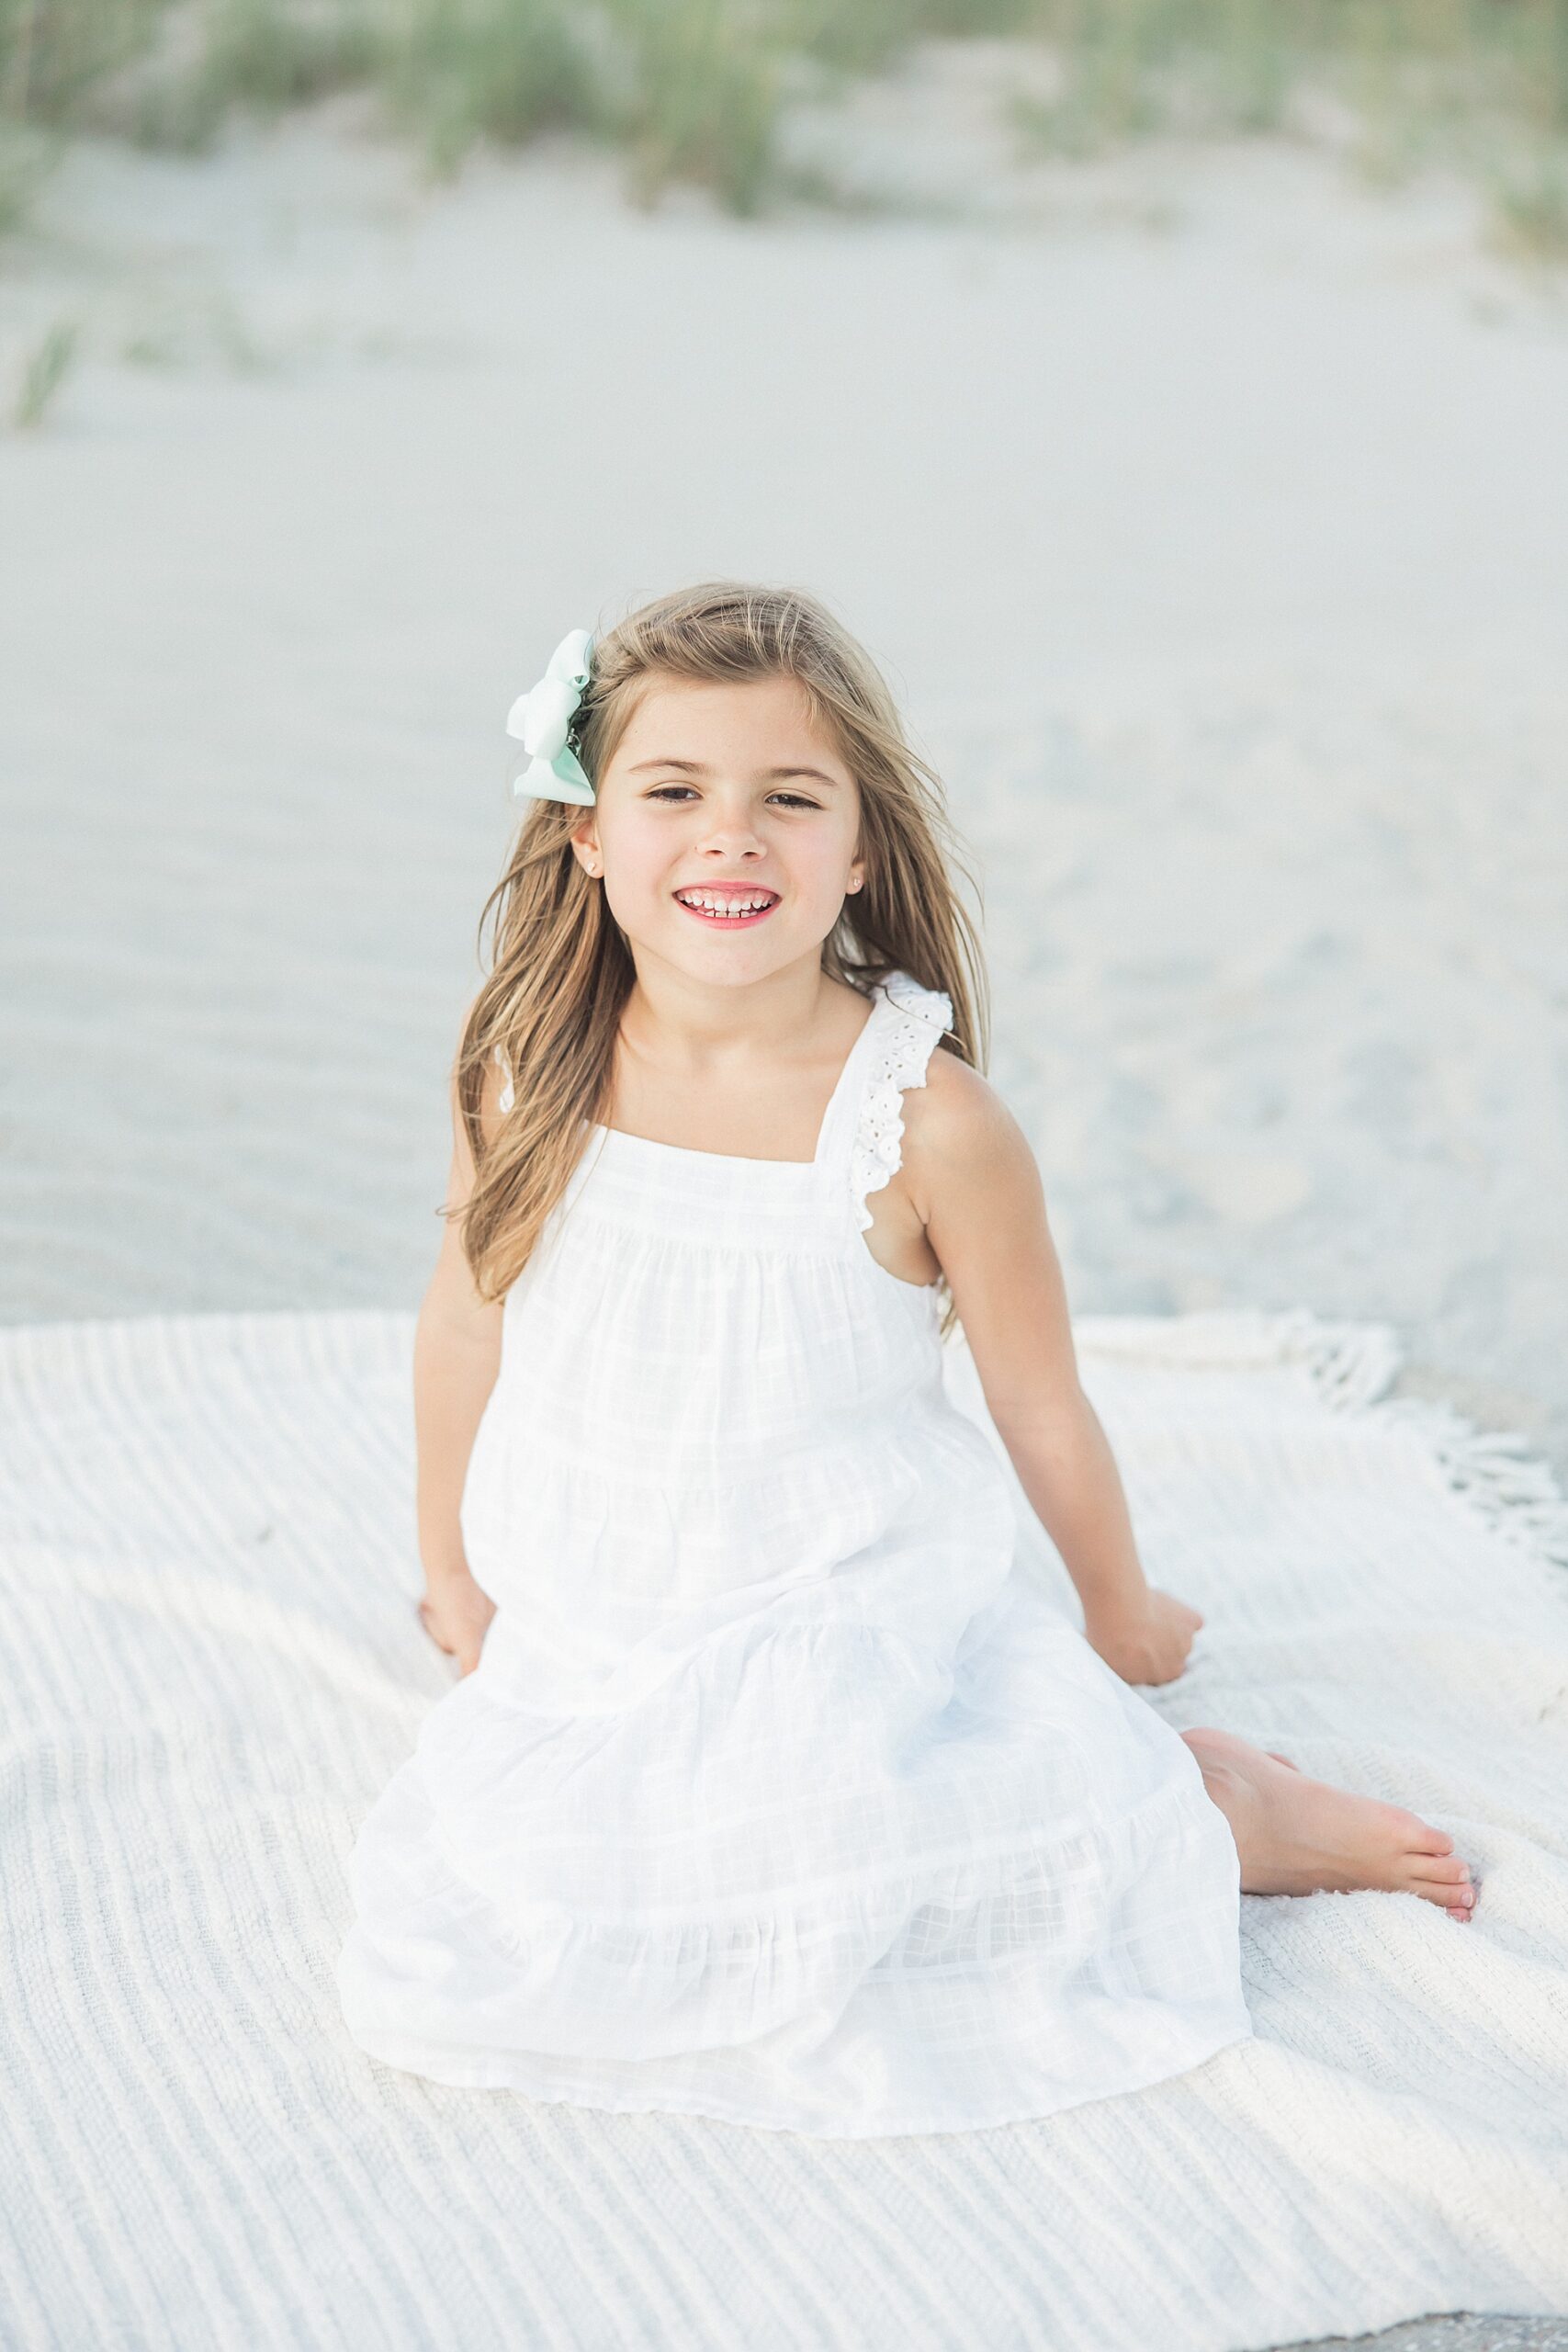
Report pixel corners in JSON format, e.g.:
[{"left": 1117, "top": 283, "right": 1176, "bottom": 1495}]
[{"left": 2, "top": 1306, "right": 1564, "bottom": 2352}]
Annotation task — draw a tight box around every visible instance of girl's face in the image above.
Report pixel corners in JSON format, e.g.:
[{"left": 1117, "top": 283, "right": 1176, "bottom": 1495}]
[{"left": 573, "top": 673, "right": 865, "bottom": 985}]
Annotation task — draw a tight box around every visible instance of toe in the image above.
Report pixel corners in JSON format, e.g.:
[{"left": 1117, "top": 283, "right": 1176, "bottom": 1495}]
[
  {"left": 1410, "top": 1877, "right": 1466, "bottom": 1914},
  {"left": 1413, "top": 1855, "right": 1470, "bottom": 1886}
]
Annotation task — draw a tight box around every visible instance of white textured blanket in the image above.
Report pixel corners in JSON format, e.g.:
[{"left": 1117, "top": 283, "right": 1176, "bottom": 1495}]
[{"left": 2, "top": 1306, "right": 1565, "bottom": 2352}]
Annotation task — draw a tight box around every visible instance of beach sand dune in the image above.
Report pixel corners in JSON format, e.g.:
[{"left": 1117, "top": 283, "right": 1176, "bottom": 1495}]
[{"left": 2, "top": 107, "right": 1564, "bottom": 1498}]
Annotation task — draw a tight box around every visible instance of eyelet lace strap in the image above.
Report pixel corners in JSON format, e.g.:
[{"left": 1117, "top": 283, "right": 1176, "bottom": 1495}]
[
  {"left": 492, "top": 1044, "right": 514, "bottom": 1114},
  {"left": 850, "top": 971, "right": 953, "bottom": 1234}
]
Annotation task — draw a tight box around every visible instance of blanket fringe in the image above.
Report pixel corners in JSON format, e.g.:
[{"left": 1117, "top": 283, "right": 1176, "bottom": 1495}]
[
  {"left": 1274, "top": 1310, "right": 1568, "bottom": 1571},
  {"left": 1269, "top": 1306, "right": 1404, "bottom": 1413},
  {"left": 1069, "top": 1304, "right": 1401, "bottom": 1409},
  {"left": 1364, "top": 1396, "right": 1568, "bottom": 1571},
  {"left": 1073, "top": 1304, "right": 1568, "bottom": 1574}
]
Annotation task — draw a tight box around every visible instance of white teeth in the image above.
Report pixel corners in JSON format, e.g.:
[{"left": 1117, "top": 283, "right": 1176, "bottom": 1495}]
[{"left": 677, "top": 892, "right": 774, "bottom": 917}]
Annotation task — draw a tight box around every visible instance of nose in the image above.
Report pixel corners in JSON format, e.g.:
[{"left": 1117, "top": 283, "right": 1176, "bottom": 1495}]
[{"left": 694, "top": 807, "right": 766, "bottom": 857}]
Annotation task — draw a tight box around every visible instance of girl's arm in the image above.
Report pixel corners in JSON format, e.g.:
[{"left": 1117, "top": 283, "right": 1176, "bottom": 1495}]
[
  {"left": 906, "top": 1054, "right": 1203, "bottom": 1688},
  {"left": 412, "top": 1014, "right": 505, "bottom": 1672}
]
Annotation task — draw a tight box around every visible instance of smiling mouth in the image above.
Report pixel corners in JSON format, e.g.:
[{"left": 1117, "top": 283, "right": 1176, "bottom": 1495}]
[{"left": 672, "top": 888, "right": 781, "bottom": 925}]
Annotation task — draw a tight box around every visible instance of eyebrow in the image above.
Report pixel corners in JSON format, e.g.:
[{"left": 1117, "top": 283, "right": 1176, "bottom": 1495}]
[{"left": 627, "top": 759, "right": 841, "bottom": 787}]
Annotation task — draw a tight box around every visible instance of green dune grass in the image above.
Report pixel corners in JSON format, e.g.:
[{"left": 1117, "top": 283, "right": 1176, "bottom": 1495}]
[{"left": 1, "top": 0, "right": 1565, "bottom": 248}]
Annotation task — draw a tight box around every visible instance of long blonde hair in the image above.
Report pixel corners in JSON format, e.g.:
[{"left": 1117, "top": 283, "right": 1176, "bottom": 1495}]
[{"left": 453, "top": 580, "right": 989, "bottom": 1340}]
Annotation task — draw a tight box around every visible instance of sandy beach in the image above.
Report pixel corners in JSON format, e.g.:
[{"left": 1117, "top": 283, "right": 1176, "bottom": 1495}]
[
  {"left": 5, "top": 81, "right": 1565, "bottom": 1489},
  {"left": 3, "top": 59, "right": 1568, "bottom": 2352}
]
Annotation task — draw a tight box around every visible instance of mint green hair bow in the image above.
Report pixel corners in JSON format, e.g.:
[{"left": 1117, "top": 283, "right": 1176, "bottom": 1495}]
[{"left": 506, "top": 627, "right": 596, "bottom": 804}]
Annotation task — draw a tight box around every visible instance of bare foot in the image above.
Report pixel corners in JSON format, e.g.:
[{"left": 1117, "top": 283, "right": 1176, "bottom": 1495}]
[{"left": 1181, "top": 1725, "right": 1478, "bottom": 1923}]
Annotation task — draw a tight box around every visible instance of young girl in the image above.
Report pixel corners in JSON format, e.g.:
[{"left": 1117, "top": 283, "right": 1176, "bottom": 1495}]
[{"left": 336, "top": 581, "right": 1476, "bottom": 2139}]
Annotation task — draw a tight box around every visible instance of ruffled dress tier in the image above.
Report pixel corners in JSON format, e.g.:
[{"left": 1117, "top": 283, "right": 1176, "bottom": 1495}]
[{"left": 336, "top": 969, "right": 1253, "bottom": 2137}]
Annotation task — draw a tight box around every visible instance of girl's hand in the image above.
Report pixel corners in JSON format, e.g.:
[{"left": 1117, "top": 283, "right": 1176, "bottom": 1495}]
[
  {"left": 417, "top": 1571, "right": 496, "bottom": 1676},
  {"left": 1083, "top": 1589, "right": 1203, "bottom": 1687}
]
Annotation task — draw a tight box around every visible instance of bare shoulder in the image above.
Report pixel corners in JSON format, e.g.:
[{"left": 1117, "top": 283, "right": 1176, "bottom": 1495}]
[
  {"left": 899, "top": 1040, "right": 1078, "bottom": 1430},
  {"left": 899, "top": 1041, "right": 1038, "bottom": 1212}
]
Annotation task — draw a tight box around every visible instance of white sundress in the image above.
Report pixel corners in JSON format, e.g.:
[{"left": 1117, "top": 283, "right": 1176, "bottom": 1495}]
[{"left": 336, "top": 968, "right": 1253, "bottom": 2138}]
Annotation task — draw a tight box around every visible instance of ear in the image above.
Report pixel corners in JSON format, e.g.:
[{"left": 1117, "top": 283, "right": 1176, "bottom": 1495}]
[{"left": 570, "top": 820, "right": 602, "bottom": 877}]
